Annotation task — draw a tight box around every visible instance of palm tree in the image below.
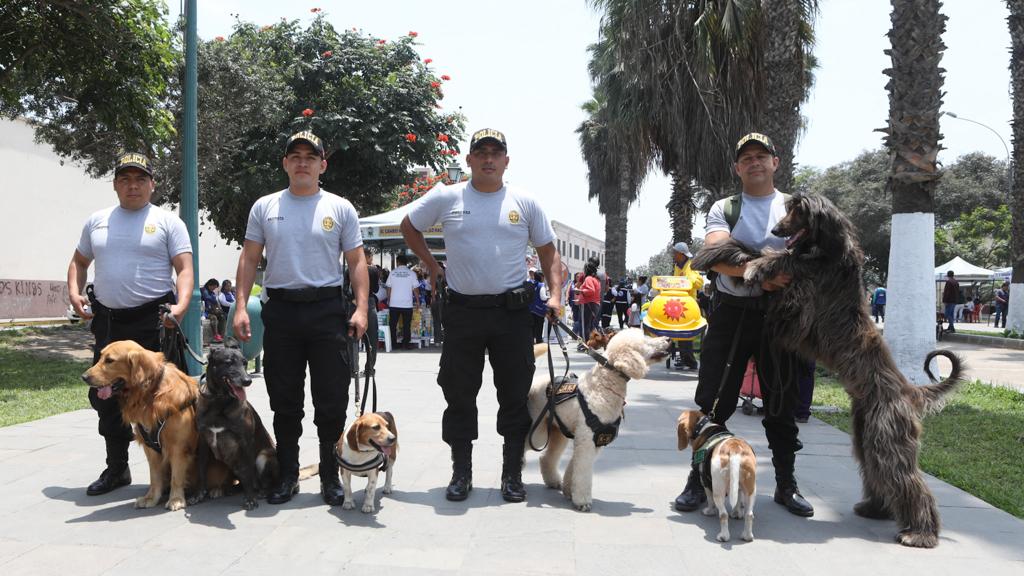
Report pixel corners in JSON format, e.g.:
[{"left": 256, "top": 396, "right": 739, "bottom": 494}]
[
  {"left": 577, "top": 89, "right": 650, "bottom": 279},
  {"left": 879, "top": 0, "right": 946, "bottom": 388},
  {"left": 1006, "top": 0, "right": 1024, "bottom": 331},
  {"left": 759, "top": 0, "right": 820, "bottom": 192}
]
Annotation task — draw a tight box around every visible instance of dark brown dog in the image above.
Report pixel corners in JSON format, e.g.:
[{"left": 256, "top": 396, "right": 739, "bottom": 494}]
[
  {"left": 585, "top": 328, "right": 617, "bottom": 350},
  {"left": 694, "top": 192, "right": 964, "bottom": 548},
  {"left": 194, "top": 339, "right": 278, "bottom": 510},
  {"left": 82, "top": 340, "right": 231, "bottom": 510}
]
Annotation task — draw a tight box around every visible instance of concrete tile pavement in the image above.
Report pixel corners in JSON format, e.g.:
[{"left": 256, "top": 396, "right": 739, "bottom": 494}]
[{"left": 0, "top": 344, "right": 1022, "bottom": 575}]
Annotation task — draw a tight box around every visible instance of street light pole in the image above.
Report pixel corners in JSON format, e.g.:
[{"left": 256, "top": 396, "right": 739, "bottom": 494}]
[
  {"left": 942, "top": 111, "right": 1013, "bottom": 200},
  {"left": 181, "top": 0, "right": 202, "bottom": 375}
]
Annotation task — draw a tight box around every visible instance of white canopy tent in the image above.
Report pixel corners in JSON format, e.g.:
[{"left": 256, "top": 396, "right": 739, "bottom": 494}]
[
  {"left": 933, "top": 256, "right": 994, "bottom": 282},
  {"left": 359, "top": 196, "right": 445, "bottom": 250},
  {"left": 994, "top": 266, "right": 1012, "bottom": 281}
]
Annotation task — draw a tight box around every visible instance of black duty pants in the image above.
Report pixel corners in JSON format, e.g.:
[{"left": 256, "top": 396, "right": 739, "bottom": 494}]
[
  {"left": 389, "top": 307, "right": 413, "bottom": 345},
  {"left": 615, "top": 302, "right": 628, "bottom": 328},
  {"left": 89, "top": 300, "right": 165, "bottom": 464},
  {"left": 695, "top": 299, "right": 802, "bottom": 476},
  {"left": 261, "top": 295, "right": 350, "bottom": 476},
  {"left": 438, "top": 303, "right": 535, "bottom": 446}
]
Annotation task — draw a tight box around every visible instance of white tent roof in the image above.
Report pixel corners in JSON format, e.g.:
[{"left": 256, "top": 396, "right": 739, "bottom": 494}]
[
  {"left": 994, "top": 267, "right": 1012, "bottom": 281},
  {"left": 359, "top": 195, "right": 445, "bottom": 249},
  {"left": 934, "top": 256, "right": 994, "bottom": 281}
]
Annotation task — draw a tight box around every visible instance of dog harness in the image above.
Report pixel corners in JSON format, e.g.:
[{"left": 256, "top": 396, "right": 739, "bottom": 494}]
[
  {"left": 133, "top": 366, "right": 196, "bottom": 455},
  {"left": 691, "top": 417, "right": 735, "bottom": 490},
  {"left": 335, "top": 412, "right": 396, "bottom": 473},
  {"left": 545, "top": 375, "right": 623, "bottom": 449}
]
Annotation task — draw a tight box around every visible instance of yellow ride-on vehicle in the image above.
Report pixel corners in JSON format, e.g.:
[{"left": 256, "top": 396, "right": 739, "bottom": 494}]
[{"left": 642, "top": 276, "right": 707, "bottom": 369}]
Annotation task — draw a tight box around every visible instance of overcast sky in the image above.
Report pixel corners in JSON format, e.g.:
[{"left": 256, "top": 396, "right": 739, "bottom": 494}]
[{"left": 175, "top": 0, "right": 1013, "bottom": 268}]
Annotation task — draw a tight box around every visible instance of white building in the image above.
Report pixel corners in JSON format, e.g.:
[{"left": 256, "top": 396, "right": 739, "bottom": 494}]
[
  {"left": 0, "top": 118, "right": 242, "bottom": 319},
  {"left": 551, "top": 220, "right": 604, "bottom": 276}
]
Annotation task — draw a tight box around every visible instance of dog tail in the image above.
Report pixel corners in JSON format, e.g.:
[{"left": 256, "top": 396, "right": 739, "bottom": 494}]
[
  {"left": 917, "top": 349, "right": 965, "bottom": 415},
  {"left": 728, "top": 455, "right": 741, "bottom": 511},
  {"left": 297, "top": 463, "right": 319, "bottom": 481}
]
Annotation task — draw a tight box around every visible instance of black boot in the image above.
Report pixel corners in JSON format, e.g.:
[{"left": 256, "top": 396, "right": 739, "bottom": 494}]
[
  {"left": 500, "top": 442, "right": 526, "bottom": 503},
  {"left": 446, "top": 442, "right": 472, "bottom": 501},
  {"left": 772, "top": 456, "right": 814, "bottom": 517},
  {"left": 674, "top": 464, "right": 706, "bottom": 512},
  {"left": 319, "top": 443, "right": 345, "bottom": 506},
  {"left": 87, "top": 439, "right": 131, "bottom": 496},
  {"left": 267, "top": 442, "right": 300, "bottom": 505}
]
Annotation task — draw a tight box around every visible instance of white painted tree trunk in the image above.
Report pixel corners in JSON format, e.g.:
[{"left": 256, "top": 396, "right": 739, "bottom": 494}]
[
  {"left": 883, "top": 212, "right": 937, "bottom": 384},
  {"left": 1008, "top": 282, "right": 1024, "bottom": 333}
]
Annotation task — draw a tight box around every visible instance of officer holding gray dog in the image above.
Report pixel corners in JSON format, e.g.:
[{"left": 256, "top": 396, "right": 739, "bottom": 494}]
[
  {"left": 400, "top": 128, "right": 563, "bottom": 503},
  {"left": 233, "top": 130, "right": 368, "bottom": 507}
]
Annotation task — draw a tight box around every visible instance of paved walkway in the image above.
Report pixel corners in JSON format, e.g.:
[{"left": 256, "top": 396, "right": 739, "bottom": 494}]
[{"left": 1, "top": 335, "right": 1022, "bottom": 575}]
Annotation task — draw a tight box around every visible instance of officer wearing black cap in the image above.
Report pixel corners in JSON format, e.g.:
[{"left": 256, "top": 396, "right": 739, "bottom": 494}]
[
  {"left": 68, "top": 151, "right": 194, "bottom": 496},
  {"left": 233, "top": 130, "right": 369, "bottom": 506},
  {"left": 400, "top": 128, "right": 564, "bottom": 503},
  {"left": 674, "top": 132, "right": 815, "bottom": 518}
]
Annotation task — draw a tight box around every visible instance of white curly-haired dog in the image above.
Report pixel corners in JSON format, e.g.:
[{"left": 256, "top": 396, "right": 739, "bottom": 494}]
[{"left": 527, "top": 328, "right": 669, "bottom": 511}]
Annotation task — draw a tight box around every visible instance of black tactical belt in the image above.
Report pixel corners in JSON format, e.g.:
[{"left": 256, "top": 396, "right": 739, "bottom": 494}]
[
  {"left": 717, "top": 292, "right": 769, "bottom": 311},
  {"left": 89, "top": 291, "right": 174, "bottom": 321},
  {"left": 266, "top": 286, "right": 342, "bottom": 303},
  {"left": 446, "top": 289, "right": 507, "bottom": 308}
]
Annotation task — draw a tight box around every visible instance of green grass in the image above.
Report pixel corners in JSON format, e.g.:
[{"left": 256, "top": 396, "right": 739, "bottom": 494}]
[
  {"left": 812, "top": 377, "right": 1024, "bottom": 519},
  {"left": 0, "top": 327, "right": 92, "bottom": 427},
  {"left": 956, "top": 328, "right": 1009, "bottom": 338}
]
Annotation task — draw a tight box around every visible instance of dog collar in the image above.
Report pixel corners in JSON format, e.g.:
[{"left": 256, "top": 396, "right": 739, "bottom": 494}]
[{"left": 335, "top": 443, "right": 388, "bottom": 473}]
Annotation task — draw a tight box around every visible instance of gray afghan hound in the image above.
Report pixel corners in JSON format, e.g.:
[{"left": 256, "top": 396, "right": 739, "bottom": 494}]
[{"left": 692, "top": 192, "right": 964, "bottom": 549}]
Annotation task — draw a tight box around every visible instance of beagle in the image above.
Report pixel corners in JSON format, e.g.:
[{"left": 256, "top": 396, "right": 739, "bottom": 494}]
[
  {"left": 338, "top": 412, "right": 398, "bottom": 513},
  {"left": 677, "top": 410, "right": 757, "bottom": 542}
]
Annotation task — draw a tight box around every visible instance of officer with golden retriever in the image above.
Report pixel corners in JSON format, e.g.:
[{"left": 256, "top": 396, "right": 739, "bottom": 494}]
[
  {"left": 68, "top": 151, "right": 194, "bottom": 497},
  {"left": 400, "top": 128, "right": 563, "bottom": 503},
  {"left": 233, "top": 131, "right": 369, "bottom": 506}
]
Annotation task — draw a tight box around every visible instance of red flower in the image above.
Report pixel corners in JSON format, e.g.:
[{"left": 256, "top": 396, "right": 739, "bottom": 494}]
[
  {"left": 311, "top": 7, "right": 321, "bottom": 13},
  {"left": 215, "top": 36, "right": 225, "bottom": 42},
  {"left": 430, "top": 81, "right": 441, "bottom": 89},
  {"left": 323, "top": 50, "right": 332, "bottom": 57},
  {"left": 378, "top": 39, "right": 387, "bottom": 45},
  {"left": 437, "top": 134, "right": 449, "bottom": 143},
  {"left": 441, "top": 74, "right": 451, "bottom": 81},
  {"left": 408, "top": 31, "right": 418, "bottom": 37},
  {"left": 405, "top": 133, "right": 417, "bottom": 142},
  {"left": 302, "top": 108, "right": 314, "bottom": 117},
  {"left": 424, "top": 58, "right": 433, "bottom": 64}
]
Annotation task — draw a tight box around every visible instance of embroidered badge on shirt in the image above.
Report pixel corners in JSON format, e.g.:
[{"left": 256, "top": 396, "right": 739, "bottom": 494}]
[
  {"left": 144, "top": 224, "right": 157, "bottom": 234},
  {"left": 322, "top": 216, "right": 335, "bottom": 231},
  {"left": 508, "top": 210, "right": 520, "bottom": 224}
]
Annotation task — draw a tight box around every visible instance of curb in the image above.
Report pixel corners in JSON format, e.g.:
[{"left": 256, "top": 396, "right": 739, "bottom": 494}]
[{"left": 941, "top": 332, "right": 1024, "bottom": 350}]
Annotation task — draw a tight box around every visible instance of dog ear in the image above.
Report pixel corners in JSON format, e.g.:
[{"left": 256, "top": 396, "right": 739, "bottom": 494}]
[
  {"left": 378, "top": 411, "right": 397, "bottom": 435},
  {"left": 129, "top": 348, "right": 156, "bottom": 387},
  {"left": 677, "top": 411, "right": 690, "bottom": 450},
  {"left": 346, "top": 420, "right": 362, "bottom": 451}
]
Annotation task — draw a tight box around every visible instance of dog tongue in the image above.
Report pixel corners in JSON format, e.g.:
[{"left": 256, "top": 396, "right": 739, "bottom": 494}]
[
  {"left": 97, "top": 386, "right": 113, "bottom": 400},
  {"left": 380, "top": 445, "right": 393, "bottom": 458},
  {"left": 229, "top": 384, "right": 247, "bottom": 403}
]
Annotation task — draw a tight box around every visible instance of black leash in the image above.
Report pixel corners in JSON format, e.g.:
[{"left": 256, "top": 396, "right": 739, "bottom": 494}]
[
  {"left": 158, "top": 304, "right": 206, "bottom": 368},
  {"left": 528, "top": 320, "right": 572, "bottom": 451},
  {"left": 707, "top": 307, "right": 746, "bottom": 421},
  {"left": 353, "top": 332, "right": 378, "bottom": 417}
]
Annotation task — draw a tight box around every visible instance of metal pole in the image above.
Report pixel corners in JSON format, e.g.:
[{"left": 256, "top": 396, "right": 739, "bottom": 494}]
[
  {"left": 943, "top": 111, "right": 1012, "bottom": 199},
  {"left": 181, "top": 0, "right": 202, "bottom": 375}
]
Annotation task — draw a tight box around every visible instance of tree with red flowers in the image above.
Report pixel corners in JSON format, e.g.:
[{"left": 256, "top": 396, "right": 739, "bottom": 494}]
[{"left": 157, "top": 13, "right": 465, "bottom": 244}]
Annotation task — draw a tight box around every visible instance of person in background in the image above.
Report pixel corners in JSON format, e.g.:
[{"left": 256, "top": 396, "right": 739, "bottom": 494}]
[
  {"left": 528, "top": 269, "right": 550, "bottom": 344},
  {"left": 636, "top": 275, "right": 650, "bottom": 304},
  {"left": 218, "top": 279, "right": 236, "bottom": 312},
  {"left": 202, "top": 278, "right": 225, "bottom": 343},
  {"left": 942, "top": 270, "right": 959, "bottom": 333},
  {"left": 994, "top": 281, "right": 1009, "bottom": 329},
  {"left": 600, "top": 275, "right": 615, "bottom": 330},
  {"left": 870, "top": 286, "right": 886, "bottom": 323},
  {"left": 577, "top": 259, "right": 602, "bottom": 351},
  {"left": 614, "top": 277, "right": 630, "bottom": 328},
  {"left": 569, "top": 271, "right": 583, "bottom": 337},
  {"left": 386, "top": 254, "right": 420, "bottom": 350},
  {"left": 627, "top": 290, "right": 643, "bottom": 328}
]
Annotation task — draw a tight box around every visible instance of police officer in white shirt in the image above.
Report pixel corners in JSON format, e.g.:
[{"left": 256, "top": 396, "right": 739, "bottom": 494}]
[
  {"left": 385, "top": 253, "right": 420, "bottom": 349},
  {"left": 68, "top": 152, "right": 194, "bottom": 496},
  {"left": 400, "top": 128, "right": 564, "bottom": 503},
  {"left": 233, "top": 131, "right": 368, "bottom": 506}
]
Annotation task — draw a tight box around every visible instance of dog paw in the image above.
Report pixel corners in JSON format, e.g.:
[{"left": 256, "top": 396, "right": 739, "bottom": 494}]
[
  {"left": 896, "top": 529, "right": 938, "bottom": 549},
  {"left": 701, "top": 506, "right": 717, "bottom": 517},
  {"left": 741, "top": 530, "right": 754, "bottom": 542},
  {"left": 165, "top": 497, "right": 186, "bottom": 511},
  {"left": 382, "top": 486, "right": 392, "bottom": 495},
  {"left": 208, "top": 487, "right": 224, "bottom": 500},
  {"left": 242, "top": 497, "right": 258, "bottom": 511},
  {"left": 187, "top": 490, "right": 208, "bottom": 506},
  {"left": 135, "top": 495, "right": 159, "bottom": 509},
  {"left": 742, "top": 260, "right": 767, "bottom": 285},
  {"left": 361, "top": 503, "right": 375, "bottom": 514},
  {"left": 730, "top": 507, "right": 744, "bottom": 520},
  {"left": 342, "top": 500, "right": 355, "bottom": 510},
  {"left": 544, "top": 479, "right": 561, "bottom": 490},
  {"left": 574, "top": 502, "right": 592, "bottom": 512},
  {"left": 717, "top": 531, "right": 730, "bottom": 542}
]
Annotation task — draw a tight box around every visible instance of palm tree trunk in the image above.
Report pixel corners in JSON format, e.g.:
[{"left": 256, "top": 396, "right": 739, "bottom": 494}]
[
  {"left": 666, "top": 170, "right": 696, "bottom": 243},
  {"left": 1007, "top": 0, "right": 1024, "bottom": 332},
  {"left": 880, "top": 0, "right": 946, "bottom": 384},
  {"left": 760, "top": 0, "right": 807, "bottom": 193},
  {"left": 603, "top": 185, "right": 629, "bottom": 280}
]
